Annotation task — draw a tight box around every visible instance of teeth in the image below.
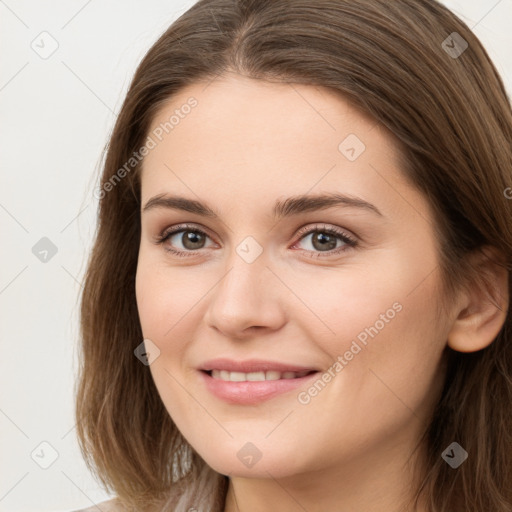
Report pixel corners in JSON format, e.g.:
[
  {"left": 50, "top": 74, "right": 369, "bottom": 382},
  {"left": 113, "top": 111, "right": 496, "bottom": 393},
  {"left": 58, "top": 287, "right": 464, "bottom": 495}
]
[
  {"left": 210, "top": 369, "right": 311, "bottom": 381},
  {"left": 247, "top": 371, "right": 266, "bottom": 381}
]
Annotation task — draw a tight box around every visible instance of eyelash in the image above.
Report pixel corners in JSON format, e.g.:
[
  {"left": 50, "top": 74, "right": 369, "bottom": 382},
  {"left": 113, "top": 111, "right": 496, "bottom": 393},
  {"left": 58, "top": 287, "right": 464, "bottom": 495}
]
[{"left": 154, "top": 223, "right": 358, "bottom": 259}]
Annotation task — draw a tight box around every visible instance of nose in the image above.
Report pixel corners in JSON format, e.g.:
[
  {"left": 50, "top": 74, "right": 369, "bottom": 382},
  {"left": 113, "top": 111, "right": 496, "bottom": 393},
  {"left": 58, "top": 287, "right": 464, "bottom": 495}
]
[{"left": 204, "top": 253, "right": 287, "bottom": 339}]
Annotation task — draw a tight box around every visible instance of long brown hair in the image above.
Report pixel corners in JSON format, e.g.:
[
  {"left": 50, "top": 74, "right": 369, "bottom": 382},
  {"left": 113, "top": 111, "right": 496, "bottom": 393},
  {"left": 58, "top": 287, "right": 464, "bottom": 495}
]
[{"left": 75, "top": 1, "right": 512, "bottom": 510}]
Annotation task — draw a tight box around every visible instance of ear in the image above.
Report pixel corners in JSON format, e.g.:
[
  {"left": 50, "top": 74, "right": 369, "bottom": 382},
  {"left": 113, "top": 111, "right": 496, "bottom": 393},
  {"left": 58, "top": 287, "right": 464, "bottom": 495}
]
[{"left": 447, "top": 245, "right": 509, "bottom": 353}]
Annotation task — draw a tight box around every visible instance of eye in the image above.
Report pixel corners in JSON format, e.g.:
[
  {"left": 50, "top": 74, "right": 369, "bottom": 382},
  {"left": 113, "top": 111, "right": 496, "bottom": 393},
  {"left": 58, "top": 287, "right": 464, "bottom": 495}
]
[
  {"left": 291, "top": 223, "right": 358, "bottom": 258},
  {"left": 153, "top": 222, "right": 358, "bottom": 259},
  {"left": 154, "top": 223, "right": 215, "bottom": 258}
]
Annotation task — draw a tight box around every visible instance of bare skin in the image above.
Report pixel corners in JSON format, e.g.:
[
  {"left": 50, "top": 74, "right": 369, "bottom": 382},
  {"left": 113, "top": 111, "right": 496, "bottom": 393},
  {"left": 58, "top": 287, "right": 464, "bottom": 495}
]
[{"left": 135, "top": 73, "right": 508, "bottom": 512}]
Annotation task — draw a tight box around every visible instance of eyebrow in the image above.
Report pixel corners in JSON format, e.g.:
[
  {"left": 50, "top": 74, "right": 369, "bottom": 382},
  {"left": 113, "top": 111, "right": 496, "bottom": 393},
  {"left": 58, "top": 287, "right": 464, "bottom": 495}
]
[{"left": 142, "top": 192, "right": 383, "bottom": 219}]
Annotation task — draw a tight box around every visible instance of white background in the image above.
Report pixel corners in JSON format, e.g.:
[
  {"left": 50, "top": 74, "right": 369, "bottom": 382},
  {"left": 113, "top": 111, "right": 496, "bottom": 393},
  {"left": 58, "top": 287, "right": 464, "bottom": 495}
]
[{"left": 1, "top": 1, "right": 511, "bottom": 510}]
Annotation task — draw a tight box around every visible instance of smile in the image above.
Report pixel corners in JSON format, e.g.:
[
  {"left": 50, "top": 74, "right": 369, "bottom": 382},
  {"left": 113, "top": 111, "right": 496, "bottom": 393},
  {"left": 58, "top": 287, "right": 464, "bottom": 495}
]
[
  {"left": 209, "top": 369, "right": 315, "bottom": 381},
  {"left": 199, "top": 369, "right": 320, "bottom": 404}
]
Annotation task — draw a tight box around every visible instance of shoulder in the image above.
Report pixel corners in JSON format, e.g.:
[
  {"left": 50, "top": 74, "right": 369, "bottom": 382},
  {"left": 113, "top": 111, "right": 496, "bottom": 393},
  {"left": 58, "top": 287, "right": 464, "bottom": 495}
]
[{"left": 70, "top": 498, "right": 122, "bottom": 512}]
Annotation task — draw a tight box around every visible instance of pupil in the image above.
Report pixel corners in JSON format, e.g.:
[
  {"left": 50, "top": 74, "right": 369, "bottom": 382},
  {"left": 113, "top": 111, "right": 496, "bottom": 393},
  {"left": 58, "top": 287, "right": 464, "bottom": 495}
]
[
  {"left": 313, "top": 233, "right": 336, "bottom": 251},
  {"left": 183, "top": 231, "right": 204, "bottom": 249}
]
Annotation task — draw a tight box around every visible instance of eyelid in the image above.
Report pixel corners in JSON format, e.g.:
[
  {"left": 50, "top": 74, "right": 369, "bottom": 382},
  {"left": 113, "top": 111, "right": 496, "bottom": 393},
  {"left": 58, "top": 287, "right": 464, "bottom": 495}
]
[
  {"left": 294, "top": 223, "right": 357, "bottom": 246},
  {"left": 158, "top": 222, "right": 217, "bottom": 243}
]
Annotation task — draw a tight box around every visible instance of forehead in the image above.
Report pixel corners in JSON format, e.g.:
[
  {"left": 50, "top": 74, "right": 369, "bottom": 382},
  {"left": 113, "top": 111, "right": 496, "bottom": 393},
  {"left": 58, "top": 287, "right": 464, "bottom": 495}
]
[
  {"left": 146, "top": 74, "right": 390, "bottom": 153},
  {"left": 140, "top": 74, "right": 425, "bottom": 223}
]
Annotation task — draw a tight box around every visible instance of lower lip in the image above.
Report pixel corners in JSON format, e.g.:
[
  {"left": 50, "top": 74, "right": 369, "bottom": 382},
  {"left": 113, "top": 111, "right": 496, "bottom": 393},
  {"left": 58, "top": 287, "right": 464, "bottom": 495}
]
[{"left": 198, "top": 370, "right": 320, "bottom": 404}]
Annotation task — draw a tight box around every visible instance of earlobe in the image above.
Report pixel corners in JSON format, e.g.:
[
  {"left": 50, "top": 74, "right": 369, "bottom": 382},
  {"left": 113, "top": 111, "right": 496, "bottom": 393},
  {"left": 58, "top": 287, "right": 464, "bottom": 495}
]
[{"left": 447, "top": 246, "right": 509, "bottom": 353}]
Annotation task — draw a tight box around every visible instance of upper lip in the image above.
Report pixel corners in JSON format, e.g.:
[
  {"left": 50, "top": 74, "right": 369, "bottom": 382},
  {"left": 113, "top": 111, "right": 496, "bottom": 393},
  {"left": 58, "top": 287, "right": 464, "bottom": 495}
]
[{"left": 199, "top": 358, "right": 319, "bottom": 373}]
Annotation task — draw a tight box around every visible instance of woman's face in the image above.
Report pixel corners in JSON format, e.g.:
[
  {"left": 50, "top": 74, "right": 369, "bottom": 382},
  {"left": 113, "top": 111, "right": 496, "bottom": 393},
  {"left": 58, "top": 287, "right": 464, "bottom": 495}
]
[{"left": 135, "top": 74, "right": 454, "bottom": 481}]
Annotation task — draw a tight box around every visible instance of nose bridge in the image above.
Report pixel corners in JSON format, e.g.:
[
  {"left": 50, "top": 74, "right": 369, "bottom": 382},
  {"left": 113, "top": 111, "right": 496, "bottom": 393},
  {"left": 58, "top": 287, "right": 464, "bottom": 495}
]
[
  {"left": 218, "top": 231, "right": 270, "bottom": 295},
  {"left": 215, "top": 244, "right": 269, "bottom": 310},
  {"left": 205, "top": 239, "right": 285, "bottom": 335}
]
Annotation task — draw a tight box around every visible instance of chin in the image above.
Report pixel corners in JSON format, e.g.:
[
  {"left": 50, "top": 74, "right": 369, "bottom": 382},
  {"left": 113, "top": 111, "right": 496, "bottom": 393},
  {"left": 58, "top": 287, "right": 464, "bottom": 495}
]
[{"left": 199, "top": 445, "right": 304, "bottom": 479}]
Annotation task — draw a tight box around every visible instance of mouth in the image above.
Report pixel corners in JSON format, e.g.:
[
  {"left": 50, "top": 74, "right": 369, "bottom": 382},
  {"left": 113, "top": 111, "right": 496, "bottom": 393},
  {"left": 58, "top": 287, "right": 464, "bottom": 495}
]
[
  {"left": 198, "top": 367, "right": 321, "bottom": 405},
  {"left": 201, "top": 369, "right": 318, "bottom": 382}
]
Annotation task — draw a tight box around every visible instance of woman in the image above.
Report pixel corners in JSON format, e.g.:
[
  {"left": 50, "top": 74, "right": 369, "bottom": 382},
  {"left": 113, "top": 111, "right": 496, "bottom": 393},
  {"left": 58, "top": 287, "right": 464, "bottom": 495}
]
[{"left": 73, "top": 0, "right": 512, "bottom": 510}]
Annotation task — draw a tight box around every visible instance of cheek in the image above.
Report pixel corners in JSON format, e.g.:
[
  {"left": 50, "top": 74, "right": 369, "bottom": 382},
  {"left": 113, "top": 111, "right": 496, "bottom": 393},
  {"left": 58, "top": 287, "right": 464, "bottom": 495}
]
[
  {"left": 135, "top": 262, "right": 200, "bottom": 424},
  {"left": 135, "top": 263, "right": 164, "bottom": 338},
  {"left": 291, "top": 263, "right": 404, "bottom": 361},
  {"left": 135, "top": 259, "right": 204, "bottom": 340},
  {"left": 299, "top": 249, "right": 446, "bottom": 408},
  {"left": 285, "top": 279, "right": 445, "bottom": 469}
]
